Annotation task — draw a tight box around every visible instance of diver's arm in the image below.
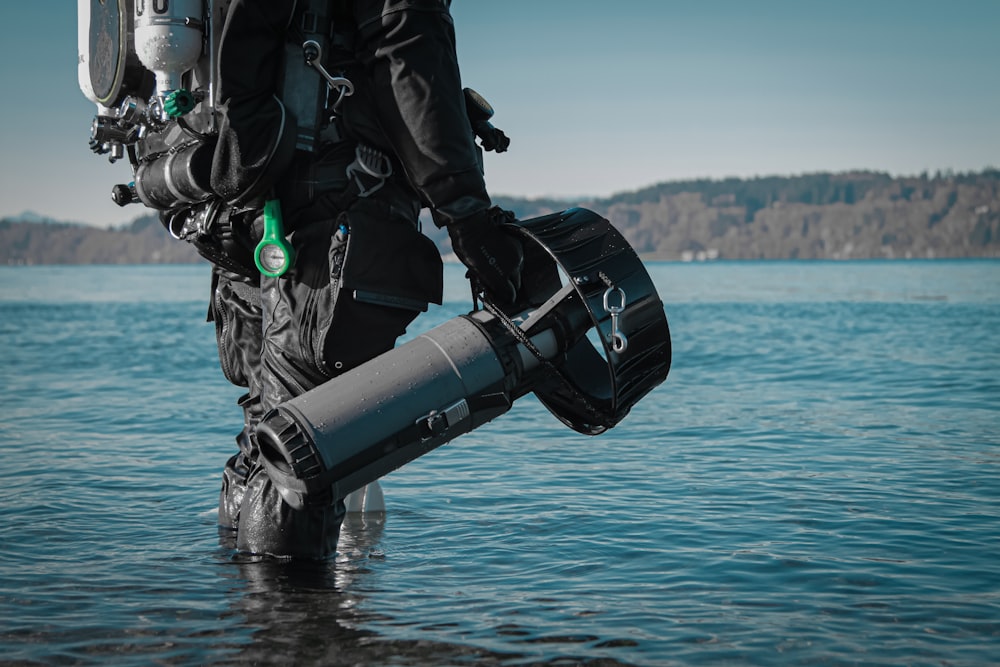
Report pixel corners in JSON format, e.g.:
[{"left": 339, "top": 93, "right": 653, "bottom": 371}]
[{"left": 353, "top": 0, "right": 491, "bottom": 225}]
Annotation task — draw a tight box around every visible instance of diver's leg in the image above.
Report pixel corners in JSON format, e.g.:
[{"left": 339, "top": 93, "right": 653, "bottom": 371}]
[
  {"left": 233, "top": 190, "right": 428, "bottom": 558},
  {"left": 210, "top": 269, "right": 265, "bottom": 532},
  {"left": 236, "top": 295, "right": 416, "bottom": 558},
  {"left": 235, "top": 245, "right": 421, "bottom": 557},
  {"left": 233, "top": 215, "right": 353, "bottom": 558},
  {"left": 235, "top": 464, "right": 347, "bottom": 559},
  {"left": 217, "top": 393, "right": 261, "bottom": 531}
]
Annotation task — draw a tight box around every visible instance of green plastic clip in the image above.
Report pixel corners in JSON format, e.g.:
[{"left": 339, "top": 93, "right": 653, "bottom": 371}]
[{"left": 254, "top": 199, "right": 295, "bottom": 278}]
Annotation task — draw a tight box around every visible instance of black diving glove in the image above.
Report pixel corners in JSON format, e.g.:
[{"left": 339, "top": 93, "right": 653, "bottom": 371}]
[{"left": 447, "top": 206, "right": 524, "bottom": 305}]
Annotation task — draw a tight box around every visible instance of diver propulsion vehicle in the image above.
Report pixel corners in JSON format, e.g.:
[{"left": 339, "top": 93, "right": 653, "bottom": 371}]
[{"left": 255, "top": 208, "right": 672, "bottom": 510}]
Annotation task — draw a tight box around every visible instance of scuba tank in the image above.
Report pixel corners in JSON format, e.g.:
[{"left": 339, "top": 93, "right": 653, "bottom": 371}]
[
  {"left": 78, "top": 0, "right": 227, "bottom": 207},
  {"left": 78, "top": 0, "right": 342, "bottom": 213},
  {"left": 78, "top": 0, "right": 210, "bottom": 111},
  {"left": 133, "top": 0, "right": 205, "bottom": 99}
]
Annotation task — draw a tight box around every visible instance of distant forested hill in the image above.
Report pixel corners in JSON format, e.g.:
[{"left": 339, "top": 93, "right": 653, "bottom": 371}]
[
  {"left": 498, "top": 169, "right": 1000, "bottom": 260},
  {"left": 1, "top": 215, "right": 198, "bottom": 265},
  {"left": 4, "top": 170, "right": 998, "bottom": 265}
]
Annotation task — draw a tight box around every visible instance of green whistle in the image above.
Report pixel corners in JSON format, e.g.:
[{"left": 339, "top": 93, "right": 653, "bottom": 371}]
[{"left": 255, "top": 199, "right": 295, "bottom": 278}]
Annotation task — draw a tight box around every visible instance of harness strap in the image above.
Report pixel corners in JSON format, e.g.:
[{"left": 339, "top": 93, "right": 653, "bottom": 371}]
[{"left": 284, "top": 0, "right": 356, "bottom": 154}]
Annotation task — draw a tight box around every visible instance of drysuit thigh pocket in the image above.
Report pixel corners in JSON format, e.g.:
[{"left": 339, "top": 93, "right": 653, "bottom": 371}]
[
  {"left": 317, "top": 200, "right": 443, "bottom": 375},
  {"left": 340, "top": 200, "right": 444, "bottom": 313}
]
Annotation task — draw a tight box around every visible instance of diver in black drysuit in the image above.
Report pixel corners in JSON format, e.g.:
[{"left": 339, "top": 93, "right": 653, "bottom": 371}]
[{"left": 198, "top": 0, "right": 523, "bottom": 559}]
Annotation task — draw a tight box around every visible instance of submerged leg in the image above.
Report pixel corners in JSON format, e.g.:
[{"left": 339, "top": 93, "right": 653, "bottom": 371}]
[
  {"left": 236, "top": 462, "right": 346, "bottom": 559},
  {"left": 216, "top": 199, "right": 426, "bottom": 558}
]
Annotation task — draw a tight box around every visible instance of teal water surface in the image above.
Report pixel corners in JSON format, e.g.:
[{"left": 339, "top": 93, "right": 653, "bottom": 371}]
[{"left": 1, "top": 261, "right": 998, "bottom": 666}]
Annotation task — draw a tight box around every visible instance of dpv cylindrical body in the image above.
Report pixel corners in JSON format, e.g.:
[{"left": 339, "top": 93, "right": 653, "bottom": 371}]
[{"left": 256, "top": 313, "right": 521, "bottom": 509}]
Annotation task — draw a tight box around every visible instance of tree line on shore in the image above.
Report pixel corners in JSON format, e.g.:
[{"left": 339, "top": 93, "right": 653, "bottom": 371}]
[{"left": 3, "top": 169, "right": 998, "bottom": 266}]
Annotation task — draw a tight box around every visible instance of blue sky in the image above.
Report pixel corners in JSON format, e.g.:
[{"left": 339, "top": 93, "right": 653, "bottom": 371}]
[{"left": 1, "top": 1, "right": 997, "bottom": 226}]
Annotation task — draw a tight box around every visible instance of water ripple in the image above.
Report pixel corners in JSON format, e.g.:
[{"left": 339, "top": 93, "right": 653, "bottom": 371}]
[{"left": 1, "top": 262, "right": 999, "bottom": 665}]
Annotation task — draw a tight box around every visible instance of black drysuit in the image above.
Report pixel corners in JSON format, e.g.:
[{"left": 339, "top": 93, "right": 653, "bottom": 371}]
[{"left": 209, "top": 0, "right": 500, "bottom": 558}]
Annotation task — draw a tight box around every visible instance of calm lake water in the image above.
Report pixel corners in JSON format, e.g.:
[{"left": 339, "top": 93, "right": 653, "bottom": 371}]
[{"left": 1, "top": 260, "right": 998, "bottom": 666}]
